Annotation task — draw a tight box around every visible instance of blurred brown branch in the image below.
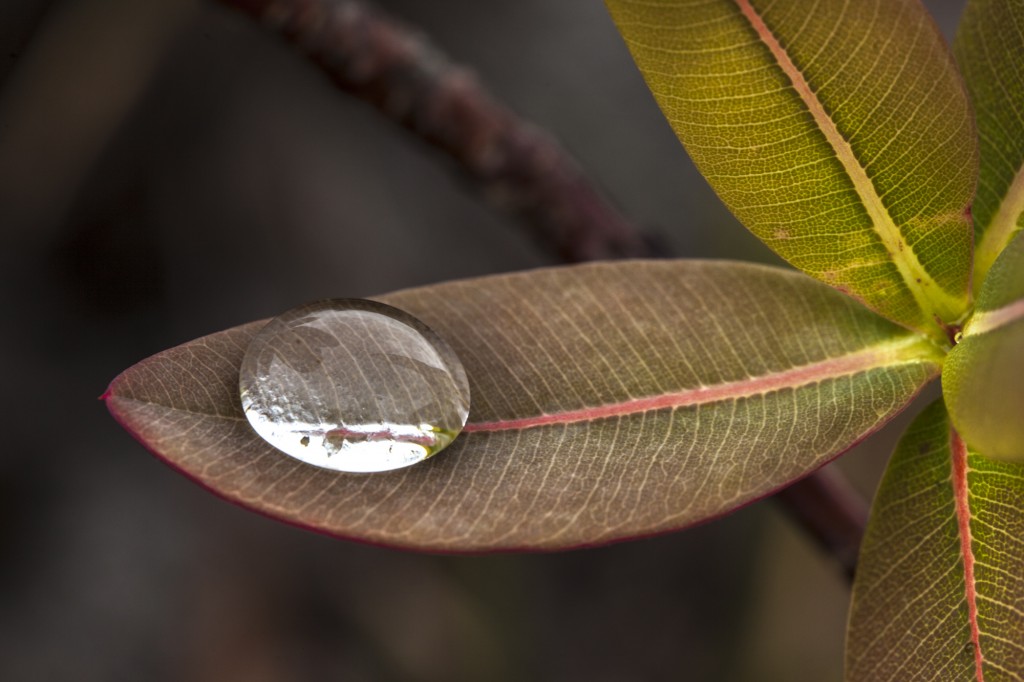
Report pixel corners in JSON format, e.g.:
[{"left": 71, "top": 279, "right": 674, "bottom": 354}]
[
  {"left": 215, "top": 0, "right": 652, "bottom": 261},
  {"left": 774, "top": 465, "right": 869, "bottom": 581},
  {"left": 214, "top": 0, "right": 867, "bottom": 581}
]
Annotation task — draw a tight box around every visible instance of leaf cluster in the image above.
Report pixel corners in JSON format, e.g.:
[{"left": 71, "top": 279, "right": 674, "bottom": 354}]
[{"left": 107, "top": 0, "right": 1024, "bottom": 678}]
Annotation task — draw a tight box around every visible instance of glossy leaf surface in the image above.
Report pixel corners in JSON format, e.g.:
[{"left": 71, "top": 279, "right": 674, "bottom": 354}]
[
  {"left": 107, "top": 261, "right": 942, "bottom": 550},
  {"left": 955, "top": 0, "right": 1024, "bottom": 289},
  {"left": 944, "top": 232, "right": 1024, "bottom": 461},
  {"left": 846, "top": 401, "right": 1024, "bottom": 680},
  {"left": 606, "top": 0, "right": 975, "bottom": 340}
]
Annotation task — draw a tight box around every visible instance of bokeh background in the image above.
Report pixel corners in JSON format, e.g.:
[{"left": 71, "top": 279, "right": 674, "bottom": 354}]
[{"left": 0, "top": 1, "right": 965, "bottom": 679}]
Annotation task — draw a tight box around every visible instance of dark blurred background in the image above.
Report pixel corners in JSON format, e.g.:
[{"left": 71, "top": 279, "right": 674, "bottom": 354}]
[{"left": 0, "top": 1, "right": 965, "bottom": 680}]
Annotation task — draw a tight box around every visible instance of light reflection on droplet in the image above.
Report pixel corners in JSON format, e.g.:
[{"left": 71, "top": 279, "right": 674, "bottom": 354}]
[{"left": 239, "top": 299, "right": 470, "bottom": 473}]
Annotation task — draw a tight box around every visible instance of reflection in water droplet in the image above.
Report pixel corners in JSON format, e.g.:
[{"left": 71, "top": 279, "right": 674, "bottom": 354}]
[{"left": 240, "top": 299, "right": 470, "bottom": 473}]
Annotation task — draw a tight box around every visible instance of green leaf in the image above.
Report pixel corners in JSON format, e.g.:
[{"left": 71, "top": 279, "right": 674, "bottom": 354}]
[
  {"left": 106, "top": 261, "right": 942, "bottom": 550},
  {"left": 846, "top": 401, "right": 1024, "bottom": 680},
  {"left": 605, "top": 0, "right": 976, "bottom": 341},
  {"left": 955, "top": 0, "right": 1024, "bottom": 290},
  {"left": 944, "top": 231, "right": 1024, "bottom": 461}
]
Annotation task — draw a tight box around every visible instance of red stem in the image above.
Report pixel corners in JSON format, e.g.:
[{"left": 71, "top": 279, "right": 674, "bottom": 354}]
[{"left": 773, "top": 465, "right": 869, "bottom": 581}]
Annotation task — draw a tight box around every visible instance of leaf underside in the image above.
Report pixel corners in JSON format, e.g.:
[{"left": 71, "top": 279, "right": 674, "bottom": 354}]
[
  {"left": 955, "top": 0, "right": 1024, "bottom": 290},
  {"left": 606, "top": 0, "right": 975, "bottom": 338},
  {"left": 107, "top": 261, "right": 941, "bottom": 550},
  {"left": 846, "top": 401, "right": 1024, "bottom": 681}
]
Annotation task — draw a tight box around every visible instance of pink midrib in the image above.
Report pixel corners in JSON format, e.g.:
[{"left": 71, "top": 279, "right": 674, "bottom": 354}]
[
  {"left": 966, "top": 297, "right": 1024, "bottom": 337},
  {"left": 465, "top": 342, "right": 925, "bottom": 433},
  {"left": 951, "top": 428, "right": 986, "bottom": 680}
]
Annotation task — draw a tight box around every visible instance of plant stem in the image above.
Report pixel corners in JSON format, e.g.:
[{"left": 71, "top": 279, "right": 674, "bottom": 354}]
[
  {"left": 214, "top": 0, "right": 652, "bottom": 261},
  {"left": 773, "top": 466, "right": 868, "bottom": 582},
  {"left": 215, "top": 0, "right": 868, "bottom": 581}
]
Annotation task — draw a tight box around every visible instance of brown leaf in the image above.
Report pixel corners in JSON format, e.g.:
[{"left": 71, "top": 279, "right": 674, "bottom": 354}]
[{"left": 107, "top": 261, "right": 942, "bottom": 550}]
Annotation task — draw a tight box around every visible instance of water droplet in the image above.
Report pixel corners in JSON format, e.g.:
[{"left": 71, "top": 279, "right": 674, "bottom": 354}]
[{"left": 240, "top": 299, "right": 470, "bottom": 473}]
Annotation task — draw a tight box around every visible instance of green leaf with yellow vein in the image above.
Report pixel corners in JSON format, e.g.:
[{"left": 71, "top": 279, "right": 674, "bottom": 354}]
[
  {"left": 106, "top": 261, "right": 941, "bottom": 550},
  {"left": 955, "top": 0, "right": 1024, "bottom": 291},
  {"left": 944, "top": 231, "right": 1024, "bottom": 462},
  {"left": 846, "top": 400, "right": 1024, "bottom": 681},
  {"left": 605, "top": 0, "right": 976, "bottom": 340}
]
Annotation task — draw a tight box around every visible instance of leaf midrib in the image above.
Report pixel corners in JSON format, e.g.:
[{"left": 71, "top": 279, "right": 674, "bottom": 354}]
[
  {"left": 106, "top": 394, "right": 249, "bottom": 423},
  {"left": 466, "top": 336, "right": 938, "bottom": 433},
  {"left": 950, "top": 427, "right": 986, "bottom": 680},
  {"left": 109, "top": 336, "right": 939, "bottom": 433},
  {"left": 964, "top": 298, "right": 1024, "bottom": 337},
  {"left": 734, "top": 0, "right": 961, "bottom": 336}
]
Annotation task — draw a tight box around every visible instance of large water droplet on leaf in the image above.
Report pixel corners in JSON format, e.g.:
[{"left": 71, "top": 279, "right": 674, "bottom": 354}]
[{"left": 239, "top": 299, "right": 470, "bottom": 473}]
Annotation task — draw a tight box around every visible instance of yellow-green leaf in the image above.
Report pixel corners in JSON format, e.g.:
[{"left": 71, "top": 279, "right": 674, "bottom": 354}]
[
  {"left": 606, "top": 0, "right": 976, "bottom": 341},
  {"left": 846, "top": 401, "right": 1024, "bottom": 681},
  {"left": 944, "top": 231, "right": 1024, "bottom": 461},
  {"left": 955, "top": 0, "right": 1024, "bottom": 290},
  {"left": 106, "top": 261, "right": 942, "bottom": 550}
]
